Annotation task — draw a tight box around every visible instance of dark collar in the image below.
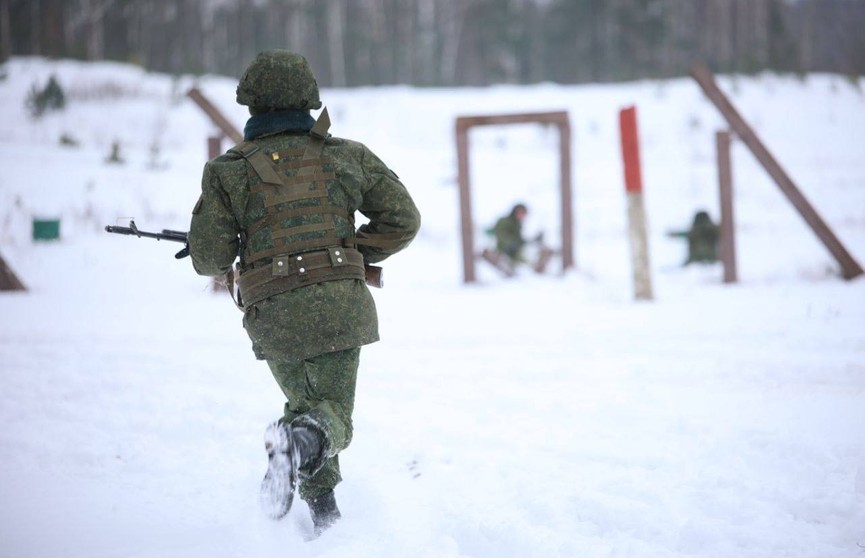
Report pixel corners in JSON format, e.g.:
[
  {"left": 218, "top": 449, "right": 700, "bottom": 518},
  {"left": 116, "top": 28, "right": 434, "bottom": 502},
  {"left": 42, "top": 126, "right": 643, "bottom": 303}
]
[{"left": 243, "top": 110, "right": 316, "bottom": 141}]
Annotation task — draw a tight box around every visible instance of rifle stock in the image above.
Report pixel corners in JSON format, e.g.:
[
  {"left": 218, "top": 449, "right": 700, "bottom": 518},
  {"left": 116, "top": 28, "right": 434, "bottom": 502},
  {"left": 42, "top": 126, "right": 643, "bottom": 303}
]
[{"left": 364, "top": 265, "right": 383, "bottom": 289}]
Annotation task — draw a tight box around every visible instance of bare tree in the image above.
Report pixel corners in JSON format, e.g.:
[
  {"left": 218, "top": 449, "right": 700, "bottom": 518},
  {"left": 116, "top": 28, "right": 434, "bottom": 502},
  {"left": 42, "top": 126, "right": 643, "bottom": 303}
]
[
  {"left": 439, "top": 0, "right": 465, "bottom": 85},
  {"left": 326, "top": 0, "right": 346, "bottom": 86},
  {"left": 29, "top": 0, "right": 40, "bottom": 54},
  {"left": 82, "top": 0, "right": 114, "bottom": 61},
  {"left": 0, "top": 0, "right": 11, "bottom": 63}
]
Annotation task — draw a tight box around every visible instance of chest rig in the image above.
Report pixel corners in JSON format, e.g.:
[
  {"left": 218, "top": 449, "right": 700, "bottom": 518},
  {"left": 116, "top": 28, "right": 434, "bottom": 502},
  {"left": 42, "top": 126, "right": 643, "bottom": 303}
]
[{"left": 230, "top": 109, "right": 366, "bottom": 309}]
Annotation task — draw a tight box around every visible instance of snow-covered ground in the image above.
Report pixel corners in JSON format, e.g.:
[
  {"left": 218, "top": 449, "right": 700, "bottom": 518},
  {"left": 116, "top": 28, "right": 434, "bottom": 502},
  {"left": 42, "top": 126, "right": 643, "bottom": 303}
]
[{"left": 1, "top": 57, "right": 863, "bottom": 558}]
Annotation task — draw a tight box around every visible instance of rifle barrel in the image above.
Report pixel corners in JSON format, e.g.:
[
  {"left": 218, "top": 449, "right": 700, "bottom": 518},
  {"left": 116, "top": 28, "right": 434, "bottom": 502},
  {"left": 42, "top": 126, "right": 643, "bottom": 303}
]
[
  {"left": 105, "top": 224, "right": 187, "bottom": 243},
  {"left": 104, "top": 225, "right": 134, "bottom": 235}
]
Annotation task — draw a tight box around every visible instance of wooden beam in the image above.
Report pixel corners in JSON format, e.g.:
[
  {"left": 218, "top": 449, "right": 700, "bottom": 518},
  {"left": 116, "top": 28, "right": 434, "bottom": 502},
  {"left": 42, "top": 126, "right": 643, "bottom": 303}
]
[
  {"left": 186, "top": 87, "right": 243, "bottom": 145},
  {"left": 0, "top": 252, "right": 26, "bottom": 291}
]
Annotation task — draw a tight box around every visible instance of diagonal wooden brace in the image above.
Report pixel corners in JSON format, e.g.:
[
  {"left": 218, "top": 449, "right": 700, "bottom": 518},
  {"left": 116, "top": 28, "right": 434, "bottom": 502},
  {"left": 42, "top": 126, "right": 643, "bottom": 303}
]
[{"left": 690, "top": 64, "right": 862, "bottom": 280}]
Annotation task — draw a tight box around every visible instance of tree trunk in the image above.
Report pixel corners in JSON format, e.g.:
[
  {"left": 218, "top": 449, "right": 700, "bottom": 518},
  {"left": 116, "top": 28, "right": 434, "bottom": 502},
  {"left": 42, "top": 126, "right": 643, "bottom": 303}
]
[
  {"left": 327, "top": 0, "right": 346, "bottom": 86},
  {"left": 0, "top": 0, "right": 11, "bottom": 62},
  {"left": 439, "top": 0, "right": 464, "bottom": 86},
  {"left": 30, "top": 0, "right": 41, "bottom": 55},
  {"left": 84, "top": 0, "right": 115, "bottom": 61}
]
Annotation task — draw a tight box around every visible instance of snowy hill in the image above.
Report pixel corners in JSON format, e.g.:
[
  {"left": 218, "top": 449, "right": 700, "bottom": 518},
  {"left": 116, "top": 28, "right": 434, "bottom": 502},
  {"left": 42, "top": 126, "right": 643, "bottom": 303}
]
[{"left": 1, "top": 57, "right": 864, "bottom": 557}]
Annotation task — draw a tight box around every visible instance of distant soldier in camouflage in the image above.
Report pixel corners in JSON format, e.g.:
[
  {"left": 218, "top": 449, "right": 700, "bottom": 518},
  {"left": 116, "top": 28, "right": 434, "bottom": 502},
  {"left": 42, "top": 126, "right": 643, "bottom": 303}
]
[
  {"left": 685, "top": 210, "right": 720, "bottom": 264},
  {"left": 668, "top": 210, "right": 720, "bottom": 265},
  {"left": 493, "top": 203, "right": 530, "bottom": 263},
  {"left": 187, "top": 50, "right": 420, "bottom": 536},
  {"left": 482, "top": 203, "right": 552, "bottom": 276}
]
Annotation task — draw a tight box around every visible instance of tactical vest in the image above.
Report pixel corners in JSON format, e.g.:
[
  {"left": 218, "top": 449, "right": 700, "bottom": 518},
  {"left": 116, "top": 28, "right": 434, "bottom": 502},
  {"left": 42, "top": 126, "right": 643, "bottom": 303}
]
[{"left": 230, "top": 109, "right": 366, "bottom": 309}]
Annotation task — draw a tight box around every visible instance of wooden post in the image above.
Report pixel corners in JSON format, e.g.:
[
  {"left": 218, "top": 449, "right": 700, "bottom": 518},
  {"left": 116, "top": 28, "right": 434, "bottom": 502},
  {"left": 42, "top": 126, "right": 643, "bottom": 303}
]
[
  {"left": 619, "top": 106, "right": 653, "bottom": 301},
  {"left": 455, "top": 111, "right": 574, "bottom": 284},
  {"left": 208, "top": 136, "right": 222, "bottom": 160},
  {"left": 455, "top": 120, "right": 475, "bottom": 283},
  {"left": 559, "top": 117, "right": 575, "bottom": 271},
  {"left": 716, "top": 130, "right": 738, "bottom": 283},
  {"left": 0, "top": 252, "right": 26, "bottom": 291},
  {"left": 691, "top": 64, "right": 863, "bottom": 280}
]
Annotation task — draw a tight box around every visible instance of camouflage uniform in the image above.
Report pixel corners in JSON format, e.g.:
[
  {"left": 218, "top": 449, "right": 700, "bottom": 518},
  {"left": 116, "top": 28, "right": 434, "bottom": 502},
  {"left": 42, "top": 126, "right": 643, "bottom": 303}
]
[
  {"left": 493, "top": 204, "right": 528, "bottom": 262},
  {"left": 686, "top": 211, "right": 719, "bottom": 264},
  {"left": 187, "top": 51, "right": 420, "bottom": 506}
]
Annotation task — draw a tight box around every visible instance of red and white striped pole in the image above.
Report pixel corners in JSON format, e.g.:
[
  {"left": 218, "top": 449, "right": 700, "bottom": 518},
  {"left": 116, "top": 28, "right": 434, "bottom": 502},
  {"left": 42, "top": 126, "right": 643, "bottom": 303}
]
[{"left": 619, "top": 106, "right": 653, "bottom": 301}]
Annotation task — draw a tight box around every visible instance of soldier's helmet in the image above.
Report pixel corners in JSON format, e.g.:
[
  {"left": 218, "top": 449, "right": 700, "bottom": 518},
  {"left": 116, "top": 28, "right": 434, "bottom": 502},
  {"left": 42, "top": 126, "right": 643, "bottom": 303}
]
[{"left": 236, "top": 50, "right": 322, "bottom": 112}]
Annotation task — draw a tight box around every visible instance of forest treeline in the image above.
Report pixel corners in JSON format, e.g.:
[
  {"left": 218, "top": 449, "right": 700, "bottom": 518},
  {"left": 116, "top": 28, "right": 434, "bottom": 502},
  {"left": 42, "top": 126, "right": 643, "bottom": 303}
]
[{"left": 2, "top": 0, "right": 864, "bottom": 86}]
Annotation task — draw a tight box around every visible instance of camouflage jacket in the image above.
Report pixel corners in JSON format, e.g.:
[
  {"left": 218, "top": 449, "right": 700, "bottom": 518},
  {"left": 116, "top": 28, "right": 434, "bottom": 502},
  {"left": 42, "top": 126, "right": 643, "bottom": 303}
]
[
  {"left": 188, "top": 116, "right": 420, "bottom": 361},
  {"left": 493, "top": 214, "right": 525, "bottom": 260}
]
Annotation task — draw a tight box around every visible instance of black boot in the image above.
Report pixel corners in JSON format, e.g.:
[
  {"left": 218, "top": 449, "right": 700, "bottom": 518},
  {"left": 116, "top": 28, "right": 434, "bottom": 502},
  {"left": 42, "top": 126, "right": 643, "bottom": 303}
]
[
  {"left": 259, "top": 422, "right": 324, "bottom": 520},
  {"left": 290, "top": 425, "right": 323, "bottom": 472},
  {"left": 309, "top": 490, "right": 341, "bottom": 536}
]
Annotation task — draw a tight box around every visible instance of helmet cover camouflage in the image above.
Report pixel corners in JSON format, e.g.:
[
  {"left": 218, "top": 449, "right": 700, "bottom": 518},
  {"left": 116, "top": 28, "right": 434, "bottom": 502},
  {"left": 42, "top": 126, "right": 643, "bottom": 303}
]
[{"left": 236, "top": 50, "right": 322, "bottom": 111}]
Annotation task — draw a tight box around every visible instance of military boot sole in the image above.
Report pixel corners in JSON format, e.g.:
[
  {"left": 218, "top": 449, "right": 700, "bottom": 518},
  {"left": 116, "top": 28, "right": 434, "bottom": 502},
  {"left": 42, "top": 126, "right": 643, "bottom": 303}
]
[{"left": 259, "top": 422, "right": 299, "bottom": 519}]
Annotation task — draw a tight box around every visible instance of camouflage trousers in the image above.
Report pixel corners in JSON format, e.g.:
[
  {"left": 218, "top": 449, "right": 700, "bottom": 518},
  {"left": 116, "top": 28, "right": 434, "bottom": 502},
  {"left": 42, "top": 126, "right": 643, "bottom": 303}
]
[{"left": 266, "top": 347, "right": 360, "bottom": 502}]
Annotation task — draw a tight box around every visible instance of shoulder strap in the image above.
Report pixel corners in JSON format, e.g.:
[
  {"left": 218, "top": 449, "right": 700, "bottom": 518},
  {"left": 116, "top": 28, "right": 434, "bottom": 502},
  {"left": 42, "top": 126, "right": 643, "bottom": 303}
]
[
  {"left": 229, "top": 140, "right": 284, "bottom": 184},
  {"left": 304, "top": 107, "right": 330, "bottom": 160}
]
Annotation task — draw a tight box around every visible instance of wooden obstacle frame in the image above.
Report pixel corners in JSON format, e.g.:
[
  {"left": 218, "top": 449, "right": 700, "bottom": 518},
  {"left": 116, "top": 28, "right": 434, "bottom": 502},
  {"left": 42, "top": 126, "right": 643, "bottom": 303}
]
[{"left": 455, "top": 111, "right": 574, "bottom": 284}]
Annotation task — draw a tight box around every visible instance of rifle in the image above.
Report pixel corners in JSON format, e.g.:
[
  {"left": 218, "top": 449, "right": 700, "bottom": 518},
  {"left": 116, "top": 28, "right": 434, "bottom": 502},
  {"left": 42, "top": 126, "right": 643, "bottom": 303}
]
[
  {"left": 105, "top": 220, "right": 189, "bottom": 259},
  {"left": 104, "top": 220, "right": 383, "bottom": 288}
]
